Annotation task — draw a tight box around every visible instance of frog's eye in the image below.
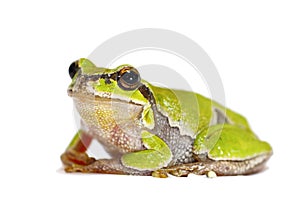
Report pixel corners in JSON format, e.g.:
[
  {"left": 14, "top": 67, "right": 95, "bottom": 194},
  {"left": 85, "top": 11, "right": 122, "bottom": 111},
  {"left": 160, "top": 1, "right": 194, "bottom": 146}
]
[
  {"left": 117, "top": 67, "right": 141, "bottom": 91},
  {"left": 69, "top": 60, "right": 80, "bottom": 79}
]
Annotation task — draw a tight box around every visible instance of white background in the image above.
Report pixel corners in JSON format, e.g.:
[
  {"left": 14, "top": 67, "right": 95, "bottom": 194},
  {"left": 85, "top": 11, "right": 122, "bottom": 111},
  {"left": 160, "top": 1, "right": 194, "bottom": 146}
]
[{"left": 0, "top": 0, "right": 299, "bottom": 199}]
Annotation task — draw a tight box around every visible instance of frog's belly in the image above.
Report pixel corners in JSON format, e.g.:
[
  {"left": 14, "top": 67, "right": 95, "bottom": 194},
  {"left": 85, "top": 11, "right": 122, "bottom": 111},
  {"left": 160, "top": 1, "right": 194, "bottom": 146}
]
[{"left": 88, "top": 124, "right": 145, "bottom": 156}]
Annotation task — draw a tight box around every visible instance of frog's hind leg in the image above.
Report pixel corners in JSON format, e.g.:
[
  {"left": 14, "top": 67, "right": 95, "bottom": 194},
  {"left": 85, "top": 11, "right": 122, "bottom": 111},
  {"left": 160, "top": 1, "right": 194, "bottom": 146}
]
[{"left": 163, "top": 152, "right": 272, "bottom": 177}]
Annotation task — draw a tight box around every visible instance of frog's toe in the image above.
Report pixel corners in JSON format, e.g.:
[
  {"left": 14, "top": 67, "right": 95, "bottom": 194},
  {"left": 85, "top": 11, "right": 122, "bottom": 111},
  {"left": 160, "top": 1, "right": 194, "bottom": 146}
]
[
  {"left": 64, "top": 164, "right": 86, "bottom": 173},
  {"left": 61, "top": 150, "right": 96, "bottom": 167},
  {"left": 206, "top": 170, "right": 217, "bottom": 178},
  {"left": 152, "top": 170, "right": 168, "bottom": 178}
]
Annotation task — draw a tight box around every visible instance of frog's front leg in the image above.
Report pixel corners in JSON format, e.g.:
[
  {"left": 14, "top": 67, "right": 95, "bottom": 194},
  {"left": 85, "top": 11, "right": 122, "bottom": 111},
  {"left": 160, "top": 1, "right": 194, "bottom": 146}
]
[
  {"left": 61, "top": 131, "right": 132, "bottom": 174},
  {"left": 60, "top": 130, "right": 96, "bottom": 167}
]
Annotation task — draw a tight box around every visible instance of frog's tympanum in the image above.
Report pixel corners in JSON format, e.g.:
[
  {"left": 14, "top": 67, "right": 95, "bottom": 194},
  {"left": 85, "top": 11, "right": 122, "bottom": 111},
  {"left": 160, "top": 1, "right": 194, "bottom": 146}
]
[{"left": 61, "top": 58, "right": 272, "bottom": 178}]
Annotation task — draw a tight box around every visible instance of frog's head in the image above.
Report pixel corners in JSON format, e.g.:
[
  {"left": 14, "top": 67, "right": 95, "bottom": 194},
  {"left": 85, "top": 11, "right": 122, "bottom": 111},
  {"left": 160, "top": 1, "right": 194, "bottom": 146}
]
[
  {"left": 67, "top": 59, "right": 155, "bottom": 143},
  {"left": 67, "top": 58, "right": 147, "bottom": 101}
]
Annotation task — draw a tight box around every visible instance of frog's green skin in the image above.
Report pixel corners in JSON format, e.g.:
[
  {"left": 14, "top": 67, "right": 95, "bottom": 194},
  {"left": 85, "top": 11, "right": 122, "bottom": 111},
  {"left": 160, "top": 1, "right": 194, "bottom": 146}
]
[{"left": 61, "top": 58, "right": 272, "bottom": 177}]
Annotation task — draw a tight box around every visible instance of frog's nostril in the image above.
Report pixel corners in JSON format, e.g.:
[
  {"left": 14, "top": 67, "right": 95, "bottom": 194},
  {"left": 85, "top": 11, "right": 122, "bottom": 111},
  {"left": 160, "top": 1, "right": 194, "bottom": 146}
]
[{"left": 67, "top": 88, "right": 73, "bottom": 96}]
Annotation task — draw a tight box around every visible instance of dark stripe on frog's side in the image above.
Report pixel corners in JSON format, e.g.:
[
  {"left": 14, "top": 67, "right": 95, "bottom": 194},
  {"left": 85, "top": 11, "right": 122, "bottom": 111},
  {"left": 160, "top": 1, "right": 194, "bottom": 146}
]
[{"left": 138, "top": 84, "right": 195, "bottom": 165}]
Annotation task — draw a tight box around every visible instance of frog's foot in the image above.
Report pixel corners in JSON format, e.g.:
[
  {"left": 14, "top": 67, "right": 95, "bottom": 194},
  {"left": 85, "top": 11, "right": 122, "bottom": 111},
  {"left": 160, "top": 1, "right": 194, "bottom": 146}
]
[
  {"left": 61, "top": 149, "right": 96, "bottom": 167},
  {"left": 64, "top": 158, "right": 152, "bottom": 176}
]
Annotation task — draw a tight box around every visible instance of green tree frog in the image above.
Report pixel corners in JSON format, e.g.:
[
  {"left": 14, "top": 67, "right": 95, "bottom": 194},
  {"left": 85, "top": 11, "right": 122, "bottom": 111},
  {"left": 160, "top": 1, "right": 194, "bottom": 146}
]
[{"left": 61, "top": 58, "right": 272, "bottom": 178}]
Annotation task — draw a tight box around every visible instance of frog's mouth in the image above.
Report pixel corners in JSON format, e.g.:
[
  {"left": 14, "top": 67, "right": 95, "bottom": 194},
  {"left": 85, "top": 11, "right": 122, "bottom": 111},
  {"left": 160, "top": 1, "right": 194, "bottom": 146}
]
[
  {"left": 68, "top": 84, "right": 146, "bottom": 107},
  {"left": 69, "top": 90, "right": 144, "bottom": 107}
]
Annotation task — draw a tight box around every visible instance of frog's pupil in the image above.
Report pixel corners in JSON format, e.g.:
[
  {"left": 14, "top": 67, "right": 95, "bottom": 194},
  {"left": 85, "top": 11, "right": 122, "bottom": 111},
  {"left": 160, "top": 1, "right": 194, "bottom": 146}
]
[{"left": 123, "top": 71, "right": 138, "bottom": 84}]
